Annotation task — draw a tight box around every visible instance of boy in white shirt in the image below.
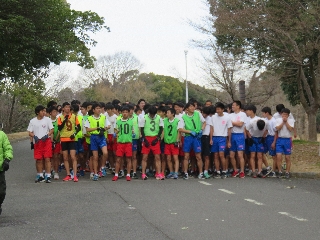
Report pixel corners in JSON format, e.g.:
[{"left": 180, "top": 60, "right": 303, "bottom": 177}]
[
  {"left": 275, "top": 108, "right": 294, "bottom": 178},
  {"left": 201, "top": 107, "right": 213, "bottom": 179}
]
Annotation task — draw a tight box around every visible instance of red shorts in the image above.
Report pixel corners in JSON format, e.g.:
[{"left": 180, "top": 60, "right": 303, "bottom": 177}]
[
  {"left": 34, "top": 138, "right": 52, "bottom": 160},
  {"left": 142, "top": 136, "right": 161, "bottom": 155},
  {"left": 164, "top": 143, "right": 179, "bottom": 155},
  {"left": 107, "top": 134, "right": 117, "bottom": 152},
  {"left": 179, "top": 136, "right": 185, "bottom": 156},
  {"left": 53, "top": 142, "right": 61, "bottom": 154},
  {"left": 116, "top": 143, "right": 132, "bottom": 157}
]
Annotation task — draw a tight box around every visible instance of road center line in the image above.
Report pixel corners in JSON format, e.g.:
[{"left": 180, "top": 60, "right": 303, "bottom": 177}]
[
  {"left": 198, "top": 181, "right": 212, "bottom": 186},
  {"left": 244, "top": 199, "right": 265, "bottom": 205},
  {"left": 218, "top": 189, "right": 235, "bottom": 194},
  {"left": 278, "top": 212, "right": 308, "bottom": 221}
]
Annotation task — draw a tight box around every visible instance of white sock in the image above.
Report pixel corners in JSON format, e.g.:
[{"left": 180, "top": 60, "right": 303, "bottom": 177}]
[
  {"left": 204, "top": 170, "right": 208, "bottom": 174},
  {"left": 115, "top": 173, "right": 118, "bottom": 177},
  {"left": 127, "top": 174, "right": 130, "bottom": 177}
]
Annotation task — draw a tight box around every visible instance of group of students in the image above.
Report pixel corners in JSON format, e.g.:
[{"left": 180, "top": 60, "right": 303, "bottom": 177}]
[{"left": 26, "top": 98, "right": 295, "bottom": 183}]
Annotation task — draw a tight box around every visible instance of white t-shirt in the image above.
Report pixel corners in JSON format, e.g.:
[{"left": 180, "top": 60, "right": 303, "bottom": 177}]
[
  {"left": 276, "top": 118, "right": 294, "bottom": 138},
  {"left": 138, "top": 114, "right": 164, "bottom": 128},
  {"left": 273, "top": 112, "right": 295, "bottom": 122},
  {"left": 106, "top": 113, "right": 117, "bottom": 134},
  {"left": 203, "top": 116, "right": 212, "bottom": 136},
  {"left": 27, "top": 117, "right": 53, "bottom": 140},
  {"left": 178, "top": 113, "right": 206, "bottom": 129},
  {"left": 246, "top": 116, "right": 269, "bottom": 138},
  {"left": 265, "top": 117, "right": 276, "bottom": 136},
  {"left": 211, "top": 113, "right": 232, "bottom": 137},
  {"left": 84, "top": 116, "right": 111, "bottom": 129},
  {"left": 230, "top": 111, "right": 247, "bottom": 133}
]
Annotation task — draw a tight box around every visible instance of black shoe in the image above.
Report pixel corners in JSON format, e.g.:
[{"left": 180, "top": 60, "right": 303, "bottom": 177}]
[
  {"left": 221, "top": 172, "right": 227, "bottom": 179},
  {"left": 213, "top": 172, "right": 221, "bottom": 179},
  {"left": 132, "top": 173, "right": 138, "bottom": 179},
  {"left": 35, "top": 176, "right": 45, "bottom": 183},
  {"left": 45, "top": 176, "right": 51, "bottom": 183},
  {"left": 257, "top": 172, "right": 265, "bottom": 178}
]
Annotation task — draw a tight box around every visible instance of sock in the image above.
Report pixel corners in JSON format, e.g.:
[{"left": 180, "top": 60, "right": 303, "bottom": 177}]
[
  {"left": 39, "top": 173, "right": 44, "bottom": 177},
  {"left": 133, "top": 172, "right": 136, "bottom": 174},
  {"left": 204, "top": 170, "right": 208, "bottom": 174},
  {"left": 127, "top": 174, "right": 130, "bottom": 177},
  {"left": 199, "top": 172, "right": 203, "bottom": 175},
  {"left": 115, "top": 173, "right": 118, "bottom": 177},
  {"left": 217, "top": 171, "right": 221, "bottom": 174},
  {"left": 37, "top": 173, "right": 42, "bottom": 176},
  {"left": 45, "top": 173, "right": 51, "bottom": 177}
]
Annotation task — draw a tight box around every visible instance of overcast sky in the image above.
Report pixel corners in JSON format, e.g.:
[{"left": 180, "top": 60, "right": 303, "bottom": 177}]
[{"left": 66, "top": 0, "right": 209, "bottom": 85}]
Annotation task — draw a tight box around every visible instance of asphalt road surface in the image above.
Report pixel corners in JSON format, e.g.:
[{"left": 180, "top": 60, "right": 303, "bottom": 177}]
[{"left": 1, "top": 140, "right": 320, "bottom": 240}]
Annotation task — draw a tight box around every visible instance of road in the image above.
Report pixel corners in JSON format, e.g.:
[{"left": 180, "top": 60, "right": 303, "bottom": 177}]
[{"left": 1, "top": 140, "right": 320, "bottom": 240}]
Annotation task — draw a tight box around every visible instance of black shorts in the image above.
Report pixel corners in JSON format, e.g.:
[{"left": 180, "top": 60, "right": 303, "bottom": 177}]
[
  {"left": 61, "top": 141, "right": 77, "bottom": 151},
  {"left": 201, "top": 135, "right": 211, "bottom": 157}
]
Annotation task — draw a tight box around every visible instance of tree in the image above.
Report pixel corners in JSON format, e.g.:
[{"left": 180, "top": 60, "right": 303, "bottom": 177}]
[
  {"left": 1, "top": 0, "right": 107, "bottom": 81},
  {"left": 209, "top": 0, "right": 320, "bottom": 141}
]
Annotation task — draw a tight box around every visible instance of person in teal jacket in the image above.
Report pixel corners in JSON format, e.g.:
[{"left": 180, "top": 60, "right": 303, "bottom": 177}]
[{"left": 0, "top": 130, "right": 13, "bottom": 215}]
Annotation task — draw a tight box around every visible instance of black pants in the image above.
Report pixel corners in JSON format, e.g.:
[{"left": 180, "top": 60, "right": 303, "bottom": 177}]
[{"left": 0, "top": 171, "right": 6, "bottom": 207}]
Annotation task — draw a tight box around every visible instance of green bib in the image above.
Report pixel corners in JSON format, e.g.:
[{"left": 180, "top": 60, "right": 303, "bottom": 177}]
[
  {"left": 182, "top": 111, "right": 202, "bottom": 136},
  {"left": 76, "top": 115, "right": 83, "bottom": 140},
  {"left": 164, "top": 118, "right": 179, "bottom": 144},
  {"left": 52, "top": 119, "right": 60, "bottom": 142},
  {"left": 87, "top": 115, "right": 106, "bottom": 134},
  {"left": 116, "top": 118, "right": 133, "bottom": 143},
  {"left": 131, "top": 115, "right": 139, "bottom": 140},
  {"left": 144, "top": 114, "right": 160, "bottom": 137}
]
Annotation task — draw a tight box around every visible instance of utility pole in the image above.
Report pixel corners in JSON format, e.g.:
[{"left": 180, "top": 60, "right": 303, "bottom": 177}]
[{"left": 184, "top": 50, "right": 188, "bottom": 103}]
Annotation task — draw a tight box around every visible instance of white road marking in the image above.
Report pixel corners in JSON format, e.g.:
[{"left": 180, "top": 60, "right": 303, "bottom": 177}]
[
  {"left": 244, "top": 199, "right": 265, "bottom": 205},
  {"left": 128, "top": 207, "right": 136, "bottom": 210},
  {"left": 278, "top": 212, "right": 308, "bottom": 221},
  {"left": 218, "top": 189, "right": 235, "bottom": 194},
  {"left": 198, "top": 181, "right": 212, "bottom": 186}
]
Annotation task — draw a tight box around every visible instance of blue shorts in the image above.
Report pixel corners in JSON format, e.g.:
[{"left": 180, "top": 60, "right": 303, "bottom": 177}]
[
  {"left": 183, "top": 136, "right": 202, "bottom": 153},
  {"left": 76, "top": 138, "right": 84, "bottom": 154},
  {"left": 230, "top": 133, "right": 245, "bottom": 152},
  {"left": 265, "top": 135, "right": 276, "bottom": 156},
  {"left": 276, "top": 138, "right": 291, "bottom": 155},
  {"left": 211, "top": 136, "right": 227, "bottom": 153},
  {"left": 249, "top": 137, "right": 265, "bottom": 153},
  {"left": 160, "top": 140, "right": 165, "bottom": 154},
  {"left": 132, "top": 139, "right": 138, "bottom": 151},
  {"left": 90, "top": 135, "right": 107, "bottom": 151}
]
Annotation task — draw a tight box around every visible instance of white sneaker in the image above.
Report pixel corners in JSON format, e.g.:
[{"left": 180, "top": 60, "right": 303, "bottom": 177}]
[
  {"left": 54, "top": 173, "right": 59, "bottom": 180},
  {"left": 90, "top": 173, "right": 94, "bottom": 179}
]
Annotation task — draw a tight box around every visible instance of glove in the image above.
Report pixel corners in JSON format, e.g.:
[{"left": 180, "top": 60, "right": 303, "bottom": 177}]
[
  {"left": 2, "top": 159, "right": 9, "bottom": 171},
  {"left": 41, "top": 134, "right": 49, "bottom": 141},
  {"left": 259, "top": 137, "right": 266, "bottom": 144},
  {"left": 99, "top": 127, "right": 105, "bottom": 136},
  {"left": 70, "top": 133, "right": 75, "bottom": 139},
  {"left": 174, "top": 141, "right": 180, "bottom": 148},
  {"left": 132, "top": 133, "right": 136, "bottom": 138},
  {"left": 144, "top": 138, "right": 150, "bottom": 147},
  {"left": 151, "top": 137, "right": 159, "bottom": 146},
  {"left": 31, "top": 142, "right": 34, "bottom": 150},
  {"left": 34, "top": 136, "right": 39, "bottom": 144},
  {"left": 248, "top": 138, "right": 254, "bottom": 147},
  {"left": 190, "top": 131, "right": 197, "bottom": 137},
  {"left": 197, "top": 130, "right": 203, "bottom": 139}
]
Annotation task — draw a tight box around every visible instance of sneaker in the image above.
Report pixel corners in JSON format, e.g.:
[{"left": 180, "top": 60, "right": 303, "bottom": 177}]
[
  {"left": 285, "top": 172, "right": 290, "bottom": 179},
  {"left": 239, "top": 172, "right": 245, "bottom": 178},
  {"left": 70, "top": 170, "right": 74, "bottom": 179},
  {"left": 252, "top": 172, "right": 257, "bottom": 178},
  {"left": 142, "top": 174, "right": 148, "bottom": 180},
  {"left": 98, "top": 171, "right": 103, "bottom": 178},
  {"left": 132, "top": 173, "right": 138, "bottom": 179},
  {"left": 119, "top": 170, "right": 125, "bottom": 178},
  {"left": 257, "top": 172, "right": 265, "bottom": 178},
  {"left": 126, "top": 176, "right": 131, "bottom": 181},
  {"left": 203, "top": 172, "right": 211, "bottom": 179},
  {"left": 277, "top": 172, "right": 283, "bottom": 178},
  {"left": 247, "top": 170, "right": 253, "bottom": 177},
  {"left": 45, "top": 176, "right": 51, "bottom": 183},
  {"left": 79, "top": 169, "right": 85, "bottom": 177},
  {"left": 268, "top": 171, "right": 276, "bottom": 178},
  {"left": 198, "top": 173, "right": 205, "bottom": 179},
  {"left": 106, "top": 162, "right": 110, "bottom": 169},
  {"left": 73, "top": 176, "right": 79, "bottom": 182},
  {"left": 166, "top": 173, "right": 174, "bottom": 179},
  {"left": 101, "top": 168, "right": 107, "bottom": 177},
  {"left": 264, "top": 167, "right": 272, "bottom": 177},
  {"left": 112, "top": 168, "right": 115, "bottom": 174},
  {"left": 54, "top": 173, "right": 59, "bottom": 180},
  {"left": 112, "top": 176, "right": 119, "bottom": 181},
  {"left": 146, "top": 171, "right": 154, "bottom": 177},
  {"left": 90, "top": 173, "right": 94, "bottom": 179},
  {"left": 63, "top": 175, "right": 73, "bottom": 181},
  {"left": 221, "top": 172, "right": 227, "bottom": 179},
  {"left": 93, "top": 174, "right": 99, "bottom": 181},
  {"left": 214, "top": 172, "right": 221, "bottom": 179},
  {"left": 183, "top": 173, "right": 189, "bottom": 180},
  {"left": 173, "top": 173, "right": 178, "bottom": 179},
  {"left": 232, "top": 170, "right": 239, "bottom": 178}
]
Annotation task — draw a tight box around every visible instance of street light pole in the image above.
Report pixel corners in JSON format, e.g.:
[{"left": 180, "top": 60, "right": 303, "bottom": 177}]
[{"left": 184, "top": 50, "right": 188, "bottom": 103}]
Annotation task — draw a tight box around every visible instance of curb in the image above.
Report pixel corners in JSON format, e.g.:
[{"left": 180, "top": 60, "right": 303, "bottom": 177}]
[{"left": 291, "top": 172, "right": 320, "bottom": 179}]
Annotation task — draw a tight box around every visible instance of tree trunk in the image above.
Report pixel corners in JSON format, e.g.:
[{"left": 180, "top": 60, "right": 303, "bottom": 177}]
[
  {"left": 306, "top": 109, "right": 317, "bottom": 142},
  {"left": 8, "top": 95, "right": 16, "bottom": 133}
]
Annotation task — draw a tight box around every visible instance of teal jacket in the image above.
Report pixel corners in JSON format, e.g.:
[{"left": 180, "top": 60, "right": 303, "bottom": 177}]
[{"left": 0, "top": 131, "right": 13, "bottom": 171}]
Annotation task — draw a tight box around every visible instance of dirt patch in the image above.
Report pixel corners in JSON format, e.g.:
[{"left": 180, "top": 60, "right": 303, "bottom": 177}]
[
  {"left": 290, "top": 142, "right": 320, "bottom": 173},
  {"left": 7, "top": 131, "right": 29, "bottom": 143}
]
